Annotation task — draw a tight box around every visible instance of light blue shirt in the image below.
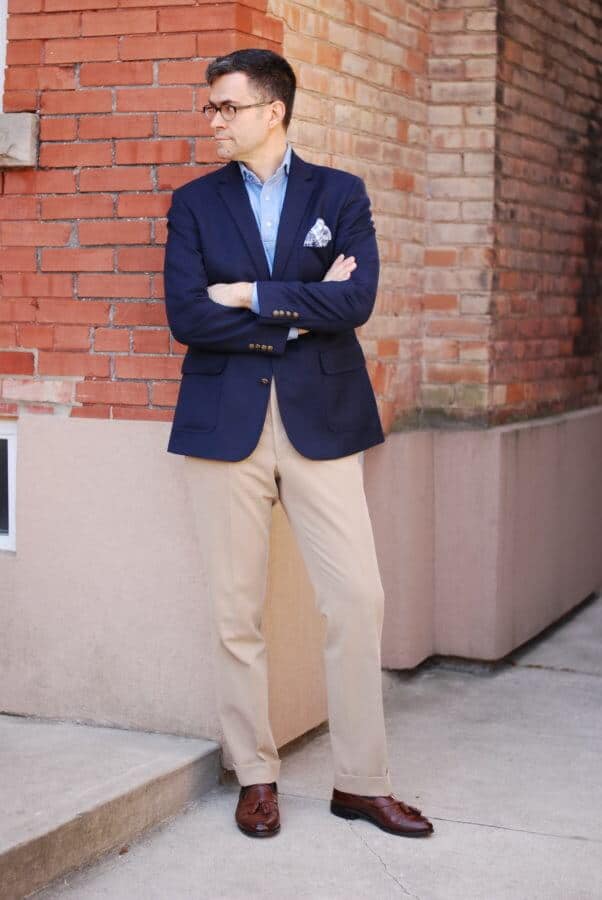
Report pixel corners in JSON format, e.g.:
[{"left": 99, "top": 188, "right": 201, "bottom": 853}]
[{"left": 238, "top": 142, "right": 298, "bottom": 340}]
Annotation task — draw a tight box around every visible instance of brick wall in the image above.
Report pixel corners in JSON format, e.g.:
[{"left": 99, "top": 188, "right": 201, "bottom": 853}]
[
  {"left": 492, "top": 0, "right": 601, "bottom": 423},
  {"left": 422, "top": 0, "right": 497, "bottom": 424},
  {"left": 272, "top": 0, "right": 430, "bottom": 431},
  {"left": 0, "top": 0, "right": 283, "bottom": 421},
  {"left": 1, "top": 0, "right": 600, "bottom": 427}
]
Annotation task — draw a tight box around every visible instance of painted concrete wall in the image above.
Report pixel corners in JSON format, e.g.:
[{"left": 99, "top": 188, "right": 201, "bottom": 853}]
[{"left": 2, "top": 405, "right": 600, "bottom": 752}]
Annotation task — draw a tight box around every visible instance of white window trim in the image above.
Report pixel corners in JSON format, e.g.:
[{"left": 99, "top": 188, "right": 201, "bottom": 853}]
[
  {"left": 0, "top": 0, "right": 7, "bottom": 114},
  {"left": 0, "top": 419, "right": 16, "bottom": 552}
]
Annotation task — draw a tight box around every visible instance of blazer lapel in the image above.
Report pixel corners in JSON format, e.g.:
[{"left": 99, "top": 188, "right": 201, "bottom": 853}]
[
  {"left": 271, "top": 149, "right": 315, "bottom": 280},
  {"left": 216, "top": 148, "right": 315, "bottom": 282}
]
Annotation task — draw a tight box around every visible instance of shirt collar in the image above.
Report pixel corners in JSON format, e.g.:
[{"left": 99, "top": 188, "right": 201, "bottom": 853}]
[{"left": 238, "top": 143, "right": 292, "bottom": 186}]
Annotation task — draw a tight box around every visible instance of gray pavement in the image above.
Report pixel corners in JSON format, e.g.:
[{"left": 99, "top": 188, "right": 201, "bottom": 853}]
[{"left": 34, "top": 595, "right": 602, "bottom": 899}]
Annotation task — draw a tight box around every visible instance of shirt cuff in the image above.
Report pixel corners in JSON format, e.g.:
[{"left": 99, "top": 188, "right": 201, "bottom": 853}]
[
  {"left": 287, "top": 327, "right": 299, "bottom": 340},
  {"left": 250, "top": 282, "right": 260, "bottom": 314}
]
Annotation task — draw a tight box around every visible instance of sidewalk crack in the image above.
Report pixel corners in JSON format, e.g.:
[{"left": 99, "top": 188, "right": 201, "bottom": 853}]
[{"left": 345, "top": 820, "right": 421, "bottom": 898}]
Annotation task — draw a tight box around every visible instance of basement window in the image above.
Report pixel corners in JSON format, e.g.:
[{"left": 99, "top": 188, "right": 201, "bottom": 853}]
[{"left": 0, "top": 420, "right": 16, "bottom": 552}]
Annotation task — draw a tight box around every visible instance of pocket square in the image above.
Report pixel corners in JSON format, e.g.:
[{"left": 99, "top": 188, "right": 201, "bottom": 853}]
[{"left": 303, "top": 217, "right": 332, "bottom": 248}]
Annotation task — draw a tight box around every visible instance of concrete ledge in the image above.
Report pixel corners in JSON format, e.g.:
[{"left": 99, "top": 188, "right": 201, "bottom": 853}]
[
  {"left": 0, "top": 715, "right": 221, "bottom": 900},
  {"left": 0, "top": 113, "right": 38, "bottom": 167},
  {"left": 365, "top": 404, "right": 602, "bottom": 666}
]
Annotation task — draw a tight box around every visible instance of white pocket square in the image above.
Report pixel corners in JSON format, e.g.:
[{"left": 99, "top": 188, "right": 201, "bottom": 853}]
[{"left": 303, "top": 217, "right": 332, "bottom": 248}]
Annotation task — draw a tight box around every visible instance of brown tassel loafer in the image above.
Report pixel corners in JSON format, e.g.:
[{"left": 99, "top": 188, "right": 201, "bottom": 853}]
[
  {"left": 331, "top": 788, "right": 434, "bottom": 837},
  {"left": 235, "top": 781, "right": 280, "bottom": 837}
]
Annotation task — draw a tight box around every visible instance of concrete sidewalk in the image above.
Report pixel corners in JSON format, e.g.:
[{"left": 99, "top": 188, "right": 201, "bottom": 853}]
[{"left": 34, "top": 594, "right": 602, "bottom": 899}]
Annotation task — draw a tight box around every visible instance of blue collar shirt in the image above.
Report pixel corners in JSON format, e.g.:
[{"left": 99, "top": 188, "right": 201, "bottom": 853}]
[{"left": 238, "top": 142, "right": 298, "bottom": 341}]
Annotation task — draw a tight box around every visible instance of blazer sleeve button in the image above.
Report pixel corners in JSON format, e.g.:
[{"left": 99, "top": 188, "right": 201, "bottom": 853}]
[
  {"left": 267, "top": 345, "right": 273, "bottom": 351},
  {"left": 248, "top": 343, "right": 255, "bottom": 349}
]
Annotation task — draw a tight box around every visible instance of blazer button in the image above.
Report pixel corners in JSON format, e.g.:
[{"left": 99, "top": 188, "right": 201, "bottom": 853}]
[{"left": 259, "top": 377, "right": 270, "bottom": 385}]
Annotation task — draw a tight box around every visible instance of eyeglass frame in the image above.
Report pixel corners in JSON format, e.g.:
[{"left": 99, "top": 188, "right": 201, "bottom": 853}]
[{"left": 201, "top": 100, "right": 277, "bottom": 121}]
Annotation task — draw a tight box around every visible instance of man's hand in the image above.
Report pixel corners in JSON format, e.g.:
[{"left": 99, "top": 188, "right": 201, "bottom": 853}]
[
  {"left": 207, "top": 282, "right": 253, "bottom": 308},
  {"left": 323, "top": 253, "right": 357, "bottom": 282},
  {"left": 206, "top": 255, "right": 357, "bottom": 336}
]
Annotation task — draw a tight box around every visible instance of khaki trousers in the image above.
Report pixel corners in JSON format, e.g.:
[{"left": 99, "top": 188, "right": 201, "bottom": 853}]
[{"left": 183, "top": 377, "right": 393, "bottom": 796}]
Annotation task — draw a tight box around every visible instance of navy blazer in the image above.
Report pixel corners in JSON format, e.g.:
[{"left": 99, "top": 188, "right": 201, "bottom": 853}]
[{"left": 163, "top": 147, "right": 385, "bottom": 461}]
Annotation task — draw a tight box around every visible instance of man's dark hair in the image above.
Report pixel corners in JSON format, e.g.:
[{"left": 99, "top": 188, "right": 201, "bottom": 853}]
[{"left": 205, "top": 48, "right": 296, "bottom": 130}]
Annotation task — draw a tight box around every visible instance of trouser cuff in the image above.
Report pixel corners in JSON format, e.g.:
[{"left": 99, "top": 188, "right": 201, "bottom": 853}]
[
  {"left": 333, "top": 772, "right": 394, "bottom": 796},
  {"left": 235, "top": 760, "right": 281, "bottom": 787}
]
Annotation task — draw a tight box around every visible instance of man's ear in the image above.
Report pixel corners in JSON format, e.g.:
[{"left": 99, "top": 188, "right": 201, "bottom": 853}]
[{"left": 268, "top": 100, "right": 286, "bottom": 130}]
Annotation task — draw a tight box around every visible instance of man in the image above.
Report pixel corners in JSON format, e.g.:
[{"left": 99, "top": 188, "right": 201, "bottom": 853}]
[{"left": 163, "top": 48, "right": 433, "bottom": 839}]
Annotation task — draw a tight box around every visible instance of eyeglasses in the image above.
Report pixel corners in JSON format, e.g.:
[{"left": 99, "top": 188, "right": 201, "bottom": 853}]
[{"left": 201, "top": 101, "right": 276, "bottom": 122}]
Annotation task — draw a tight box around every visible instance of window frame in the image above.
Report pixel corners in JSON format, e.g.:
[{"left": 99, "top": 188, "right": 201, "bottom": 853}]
[{"left": 0, "top": 419, "right": 17, "bottom": 552}]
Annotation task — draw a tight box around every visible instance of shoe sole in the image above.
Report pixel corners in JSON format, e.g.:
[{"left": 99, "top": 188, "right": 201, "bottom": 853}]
[
  {"left": 330, "top": 802, "right": 433, "bottom": 837},
  {"left": 236, "top": 822, "right": 281, "bottom": 837}
]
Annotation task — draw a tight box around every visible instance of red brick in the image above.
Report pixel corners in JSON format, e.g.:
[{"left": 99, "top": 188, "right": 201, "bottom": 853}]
[
  {"left": 117, "top": 194, "right": 170, "bottom": 217},
  {"left": 158, "top": 112, "right": 211, "bottom": 137},
  {"left": 44, "top": 0, "right": 117, "bottom": 10},
  {"left": 2, "top": 169, "right": 75, "bottom": 194},
  {"left": 79, "top": 221, "right": 151, "bottom": 245},
  {"left": 42, "top": 249, "right": 114, "bottom": 272},
  {"left": 6, "top": 38, "right": 42, "bottom": 65},
  {"left": 120, "top": 33, "right": 196, "bottom": 60},
  {"left": 18, "top": 324, "right": 54, "bottom": 349},
  {"left": 0, "top": 326, "right": 17, "bottom": 348},
  {"left": 2, "top": 91, "right": 37, "bottom": 112},
  {"left": 117, "top": 247, "right": 164, "bottom": 272},
  {"left": 151, "top": 381, "right": 178, "bottom": 406},
  {"left": 157, "top": 166, "right": 201, "bottom": 191},
  {"left": 116, "top": 87, "right": 193, "bottom": 112},
  {"left": 112, "top": 301, "right": 167, "bottom": 326},
  {"left": 80, "top": 61, "right": 153, "bottom": 86},
  {"left": 79, "top": 114, "right": 153, "bottom": 139},
  {"left": 94, "top": 328, "right": 130, "bottom": 352},
  {"left": 8, "top": 12, "right": 80, "bottom": 40},
  {"left": 425, "top": 250, "right": 458, "bottom": 266},
  {"left": 38, "top": 351, "right": 110, "bottom": 377},
  {"left": 41, "top": 194, "right": 114, "bottom": 219},
  {"left": 75, "top": 380, "right": 148, "bottom": 405},
  {"left": 158, "top": 60, "right": 207, "bottom": 84},
  {"left": 79, "top": 167, "right": 153, "bottom": 192},
  {"left": 39, "top": 141, "right": 113, "bottom": 168},
  {"left": 40, "top": 116, "right": 78, "bottom": 141},
  {"left": 82, "top": 9, "right": 157, "bottom": 36},
  {"left": 115, "top": 356, "right": 181, "bottom": 379},
  {"left": 45, "top": 37, "right": 119, "bottom": 64},
  {"left": 0, "top": 197, "right": 38, "bottom": 219},
  {"left": 0, "top": 247, "right": 37, "bottom": 270},
  {"left": 2, "top": 274, "right": 73, "bottom": 297},
  {"left": 158, "top": 6, "right": 243, "bottom": 33},
  {"left": 115, "top": 139, "right": 190, "bottom": 165},
  {"left": 0, "top": 221, "right": 70, "bottom": 246},
  {"left": 35, "top": 299, "right": 110, "bottom": 325},
  {"left": 53, "top": 325, "right": 91, "bottom": 351},
  {"left": 0, "top": 351, "right": 35, "bottom": 375},
  {"left": 133, "top": 329, "right": 170, "bottom": 354},
  {"left": 79, "top": 274, "right": 150, "bottom": 298},
  {"left": 41, "top": 90, "right": 113, "bottom": 114},
  {"left": 112, "top": 406, "right": 173, "bottom": 421},
  {"left": 39, "top": 66, "right": 77, "bottom": 91}
]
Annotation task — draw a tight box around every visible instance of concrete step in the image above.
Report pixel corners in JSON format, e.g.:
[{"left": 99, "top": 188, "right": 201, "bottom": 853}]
[{"left": 0, "top": 715, "right": 221, "bottom": 900}]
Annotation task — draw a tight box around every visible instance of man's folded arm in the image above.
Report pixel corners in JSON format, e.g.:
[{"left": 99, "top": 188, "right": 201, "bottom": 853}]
[
  {"left": 253, "top": 177, "right": 379, "bottom": 334},
  {"left": 163, "top": 193, "right": 290, "bottom": 355}
]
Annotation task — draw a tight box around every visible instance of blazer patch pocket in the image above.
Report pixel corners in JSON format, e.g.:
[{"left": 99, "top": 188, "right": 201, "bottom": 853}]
[
  {"left": 175, "top": 353, "right": 228, "bottom": 432},
  {"left": 319, "top": 343, "right": 373, "bottom": 433}
]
